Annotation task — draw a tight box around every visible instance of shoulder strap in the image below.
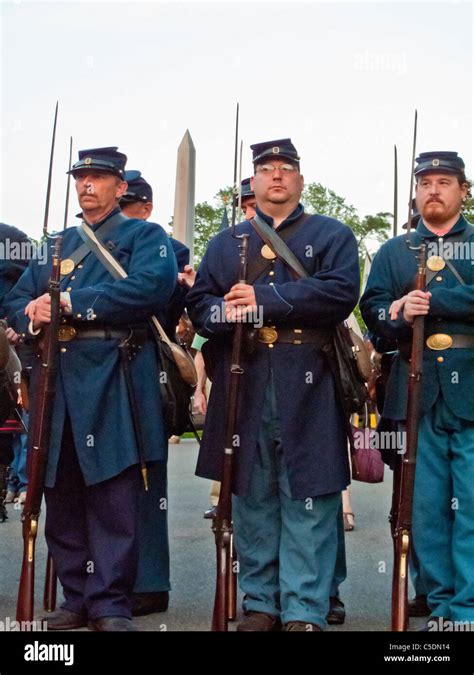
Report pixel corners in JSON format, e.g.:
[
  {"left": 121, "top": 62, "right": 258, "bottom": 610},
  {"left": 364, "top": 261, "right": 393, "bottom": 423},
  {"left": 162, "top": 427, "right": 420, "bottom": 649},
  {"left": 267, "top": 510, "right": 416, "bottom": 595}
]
[
  {"left": 425, "top": 223, "right": 474, "bottom": 287},
  {"left": 61, "top": 211, "right": 130, "bottom": 279},
  {"left": 248, "top": 212, "right": 311, "bottom": 282},
  {"left": 78, "top": 221, "right": 172, "bottom": 346}
]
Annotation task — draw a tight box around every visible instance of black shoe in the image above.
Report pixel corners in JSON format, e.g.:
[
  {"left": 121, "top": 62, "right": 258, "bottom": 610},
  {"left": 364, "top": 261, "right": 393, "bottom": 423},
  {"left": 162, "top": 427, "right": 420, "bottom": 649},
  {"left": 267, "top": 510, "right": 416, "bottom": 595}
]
[
  {"left": 327, "top": 597, "right": 345, "bottom": 625},
  {"left": 43, "top": 608, "right": 87, "bottom": 631},
  {"left": 408, "top": 595, "right": 430, "bottom": 617},
  {"left": 131, "top": 591, "right": 169, "bottom": 616},
  {"left": 88, "top": 616, "right": 139, "bottom": 632},
  {"left": 203, "top": 505, "right": 217, "bottom": 519},
  {"left": 88, "top": 616, "right": 138, "bottom": 633},
  {"left": 418, "top": 616, "right": 444, "bottom": 632},
  {"left": 284, "top": 621, "right": 323, "bottom": 631},
  {"left": 236, "top": 611, "right": 281, "bottom": 632}
]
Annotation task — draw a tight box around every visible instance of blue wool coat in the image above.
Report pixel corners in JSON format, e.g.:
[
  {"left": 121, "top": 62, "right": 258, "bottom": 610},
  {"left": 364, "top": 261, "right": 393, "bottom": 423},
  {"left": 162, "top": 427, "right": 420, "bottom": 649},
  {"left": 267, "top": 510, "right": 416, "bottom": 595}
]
[
  {"left": 4, "top": 208, "right": 177, "bottom": 487},
  {"left": 187, "top": 204, "right": 360, "bottom": 499},
  {"left": 0, "top": 223, "right": 30, "bottom": 312},
  {"left": 360, "top": 215, "right": 474, "bottom": 421}
]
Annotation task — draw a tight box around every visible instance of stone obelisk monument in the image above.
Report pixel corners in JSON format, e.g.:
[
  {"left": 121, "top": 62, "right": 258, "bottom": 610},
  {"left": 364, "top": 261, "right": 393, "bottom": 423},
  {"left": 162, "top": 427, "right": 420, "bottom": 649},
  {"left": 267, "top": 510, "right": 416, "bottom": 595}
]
[{"left": 172, "top": 130, "right": 196, "bottom": 264}]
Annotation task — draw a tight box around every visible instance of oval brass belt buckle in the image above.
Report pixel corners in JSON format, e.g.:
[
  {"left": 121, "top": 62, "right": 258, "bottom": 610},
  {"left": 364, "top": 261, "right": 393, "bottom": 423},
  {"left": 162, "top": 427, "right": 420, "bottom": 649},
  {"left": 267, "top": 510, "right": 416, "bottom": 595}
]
[
  {"left": 426, "top": 333, "right": 453, "bottom": 350},
  {"left": 58, "top": 326, "right": 77, "bottom": 342},
  {"left": 258, "top": 327, "right": 278, "bottom": 344}
]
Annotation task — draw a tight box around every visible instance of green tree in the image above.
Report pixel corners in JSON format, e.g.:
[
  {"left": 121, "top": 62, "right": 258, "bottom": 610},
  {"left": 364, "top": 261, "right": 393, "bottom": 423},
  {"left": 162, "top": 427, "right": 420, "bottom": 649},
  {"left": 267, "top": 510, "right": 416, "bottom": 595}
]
[
  {"left": 302, "top": 183, "right": 391, "bottom": 252},
  {"left": 302, "top": 183, "right": 392, "bottom": 330},
  {"left": 462, "top": 181, "right": 474, "bottom": 222},
  {"left": 194, "top": 186, "right": 232, "bottom": 264}
]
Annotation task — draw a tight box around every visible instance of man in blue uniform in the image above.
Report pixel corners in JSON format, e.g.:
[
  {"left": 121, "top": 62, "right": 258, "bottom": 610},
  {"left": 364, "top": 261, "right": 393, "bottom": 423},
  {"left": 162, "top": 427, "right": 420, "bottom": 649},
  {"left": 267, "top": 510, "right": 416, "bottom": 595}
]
[
  {"left": 120, "top": 170, "right": 190, "bottom": 616},
  {"left": 360, "top": 151, "right": 474, "bottom": 628},
  {"left": 187, "top": 138, "right": 360, "bottom": 631},
  {"left": 0, "top": 223, "right": 30, "bottom": 423},
  {"left": 0, "top": 223, "right": 31, "bottom": 519},
  {"left": 235, "top": 177, "right": 257, "bottom": 221},
  {"left": 4, "top": 147, "right": 177, "bottom": 631}
]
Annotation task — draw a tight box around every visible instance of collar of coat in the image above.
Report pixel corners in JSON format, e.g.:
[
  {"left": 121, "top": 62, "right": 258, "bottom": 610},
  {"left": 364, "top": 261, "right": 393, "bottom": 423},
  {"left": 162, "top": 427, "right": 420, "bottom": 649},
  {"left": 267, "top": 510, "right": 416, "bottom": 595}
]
[
  {"left": 255, "top": 203, "right": 304, "bottom": 232},
  {"left": 416, "top": 213, "right": 470, "bottom": 239},
  {"left": 77, "top": 206, "right": 122, "bottom": 231}
]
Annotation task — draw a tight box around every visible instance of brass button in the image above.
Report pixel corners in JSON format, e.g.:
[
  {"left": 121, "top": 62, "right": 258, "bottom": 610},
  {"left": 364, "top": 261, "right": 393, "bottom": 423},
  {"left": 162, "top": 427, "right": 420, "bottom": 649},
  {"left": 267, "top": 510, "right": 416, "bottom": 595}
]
[
  {"left": 76, "top": 313, "right": 82, "bottom": 319},
  {"left": 71, "top": 275, "right": 76, "bottom": 280},
  {"left": 269, "top": 282, "right": 274, "bottom": 285},
  {"left": 66, "top": 287, "right": 72, "bottom": 292},
  {"left": 78, "top": 264, "right": 83, "bottom": 269},
  {"left": 269, "top": 270, "right": 275, "bottom": 276},
  {"left": 91, "top": 314, "right": 97, "bottom": 320},
  {"left": 60, "top": 347, "right": 67, "bottom": 353},
  {"left": 437, "top": 356, "right": 444, "bottom": 363},
  {"left": 268, "top": 343, "right": 274, "bottom": 349},
  {"left": 436, "top": 276, "right": 443, "bottom": 282}
]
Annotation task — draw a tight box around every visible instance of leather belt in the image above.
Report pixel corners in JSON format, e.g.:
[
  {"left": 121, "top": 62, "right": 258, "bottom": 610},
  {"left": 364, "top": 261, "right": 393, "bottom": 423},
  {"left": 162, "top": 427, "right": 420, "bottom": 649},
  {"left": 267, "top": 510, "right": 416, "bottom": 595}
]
[
  {"left": 58, "top": 326, "right": 149, "bottom": 342},
  {"left": 426, "top": 333, "right": 474, "bottom": 350},
  {"left": 257, "top": 326, "right": 331, "bottom": 347}
]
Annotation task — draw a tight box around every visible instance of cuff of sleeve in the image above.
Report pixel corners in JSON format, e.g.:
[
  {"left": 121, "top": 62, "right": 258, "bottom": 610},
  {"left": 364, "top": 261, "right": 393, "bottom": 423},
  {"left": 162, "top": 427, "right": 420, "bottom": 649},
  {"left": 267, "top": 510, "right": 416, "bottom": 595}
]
[
  {"left": 203, "top": 300, "right": 234, "bottom": 335},
  {"left": 384, "top": 314, "right": 413, "bottom": 341},
  {"left": 28, "top": 320, "right": 42, "bottom": 336},
  {"left": 254, "top": 284, "right": 293, "bottom": 323},
  {"left": 60, "top": 292, "right": 73, "bottom": 315}
]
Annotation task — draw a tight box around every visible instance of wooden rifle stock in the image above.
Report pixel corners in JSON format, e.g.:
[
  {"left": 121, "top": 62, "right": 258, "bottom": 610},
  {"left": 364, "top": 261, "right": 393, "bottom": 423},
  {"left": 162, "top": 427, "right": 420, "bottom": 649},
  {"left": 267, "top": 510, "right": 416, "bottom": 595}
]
[
  {"left": 391, "top": 243, "right": 427, "bottom": 631},
  {"left": 16, "top": 238, "right": 62, "bottom": 623},
  {"left": 212, "top": 234, "right": 249, "bottom": 631}
]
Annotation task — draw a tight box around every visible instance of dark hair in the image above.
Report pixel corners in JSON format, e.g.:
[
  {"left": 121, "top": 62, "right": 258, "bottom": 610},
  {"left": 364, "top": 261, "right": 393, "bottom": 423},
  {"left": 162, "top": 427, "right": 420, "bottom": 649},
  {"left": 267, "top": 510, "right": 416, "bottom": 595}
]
[{"left": 460, "top": 176, "right": 472, "bottom": 199}]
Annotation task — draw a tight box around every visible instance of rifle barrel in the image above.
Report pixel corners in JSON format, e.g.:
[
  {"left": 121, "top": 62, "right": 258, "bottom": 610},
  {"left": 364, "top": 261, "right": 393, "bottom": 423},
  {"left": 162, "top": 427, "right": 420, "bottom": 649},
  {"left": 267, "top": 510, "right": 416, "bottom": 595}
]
[{"left": 16, "top": 238, "right": 62, "bottom": 624}]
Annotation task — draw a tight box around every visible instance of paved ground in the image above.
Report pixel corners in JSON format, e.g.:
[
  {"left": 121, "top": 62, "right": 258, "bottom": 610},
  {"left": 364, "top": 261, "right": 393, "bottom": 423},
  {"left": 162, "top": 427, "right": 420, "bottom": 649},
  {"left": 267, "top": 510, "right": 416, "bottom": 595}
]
[{"left": 0, "top": 438, "right": 426, "bottom": 632}]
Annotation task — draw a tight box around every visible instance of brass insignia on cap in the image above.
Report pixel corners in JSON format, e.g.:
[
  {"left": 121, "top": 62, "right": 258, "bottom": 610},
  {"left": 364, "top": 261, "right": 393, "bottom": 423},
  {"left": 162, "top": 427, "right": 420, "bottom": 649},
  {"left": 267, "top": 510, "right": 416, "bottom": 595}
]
[
  {"left": 261, "top": 244, "right": 277, "bottom": 260},
  {"left": 432, "top": 159, "right": 440, "bottom": 166},
  {"left": 427, "top": 256, "right": 445, "bottom": 271},
  {"left": 60, "top": 259, "right": 75, "bottom": 276},
  {"left": 84, "top": 157, "right": 92, "bottom": 165},
  {"left": 272, "top": 147, "right": 280, "bottom": 154}
]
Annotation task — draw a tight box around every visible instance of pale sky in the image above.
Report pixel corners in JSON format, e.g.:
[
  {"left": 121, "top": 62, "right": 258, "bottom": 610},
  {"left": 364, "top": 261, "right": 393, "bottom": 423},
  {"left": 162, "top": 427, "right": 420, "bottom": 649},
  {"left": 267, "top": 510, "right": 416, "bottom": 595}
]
[{"left": 1, "top": 0, "right": 472, "bottom": 242}]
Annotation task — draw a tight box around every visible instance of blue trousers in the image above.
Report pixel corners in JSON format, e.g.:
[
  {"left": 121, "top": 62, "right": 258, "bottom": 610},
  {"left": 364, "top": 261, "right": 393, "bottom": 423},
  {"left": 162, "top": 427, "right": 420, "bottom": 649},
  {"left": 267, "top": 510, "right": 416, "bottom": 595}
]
[
  {"left": 330, "top": 500, "right": 347, "bottom": 598},
  {"left": 408, "top": 542, "right": 427, "bottom": 598},
  {"left": 233, "top": 382, "right": 340, "bottom": 628},
  {"left": 134, "top": 460, "right": 170, "bottom": 593},
  {"left": 413, "top": 398, "right": 474, "bottom": 621},
  {"left": 7, "top": 413, "right": 28, "bottom": 493},
  {"left": 44, "top": 417, "right": 141, "bottom": 620}
]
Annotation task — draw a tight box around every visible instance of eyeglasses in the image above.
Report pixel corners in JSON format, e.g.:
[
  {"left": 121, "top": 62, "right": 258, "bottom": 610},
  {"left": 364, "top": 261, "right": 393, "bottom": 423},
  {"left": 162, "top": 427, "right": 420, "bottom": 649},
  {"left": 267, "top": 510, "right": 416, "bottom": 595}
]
[{"left": 255, "top": 163, "right": 299, "bottom": 175}]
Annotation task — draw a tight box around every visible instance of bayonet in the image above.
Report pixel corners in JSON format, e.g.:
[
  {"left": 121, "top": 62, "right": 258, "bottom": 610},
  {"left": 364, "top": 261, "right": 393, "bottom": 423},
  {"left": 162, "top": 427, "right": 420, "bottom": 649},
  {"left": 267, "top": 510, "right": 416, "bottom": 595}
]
[{"left": 43, "top": 102, "right": 58, "bottom": 239}]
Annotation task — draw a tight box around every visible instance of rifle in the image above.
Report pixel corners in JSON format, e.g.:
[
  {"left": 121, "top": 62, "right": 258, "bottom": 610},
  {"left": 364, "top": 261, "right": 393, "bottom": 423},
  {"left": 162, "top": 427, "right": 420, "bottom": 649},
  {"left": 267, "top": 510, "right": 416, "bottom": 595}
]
[
  {"left": 212, "top": 102, "right": 247, "bottom": 631},
  {"left": 212, "top": 234, "right": 249, "bottom": 632},
  {"left": 16, "top": 237, "right": 62, "bottom": 622},
  {"left": 43, "top": 135, "right": 73, "bottom": 615},
  {"left": 391, "top": 109, "right": 426, "bottom": 631},
  {"left": 390, "top": 242, "right": 426, "bottom": 631}
]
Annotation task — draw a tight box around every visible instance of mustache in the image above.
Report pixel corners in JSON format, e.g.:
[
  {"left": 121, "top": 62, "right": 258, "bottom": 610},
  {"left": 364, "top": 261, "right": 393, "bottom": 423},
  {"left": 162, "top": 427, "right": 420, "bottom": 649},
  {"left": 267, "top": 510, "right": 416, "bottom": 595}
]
[{"left": 427, "top": 198, "right": 444, "bottom": 204}]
